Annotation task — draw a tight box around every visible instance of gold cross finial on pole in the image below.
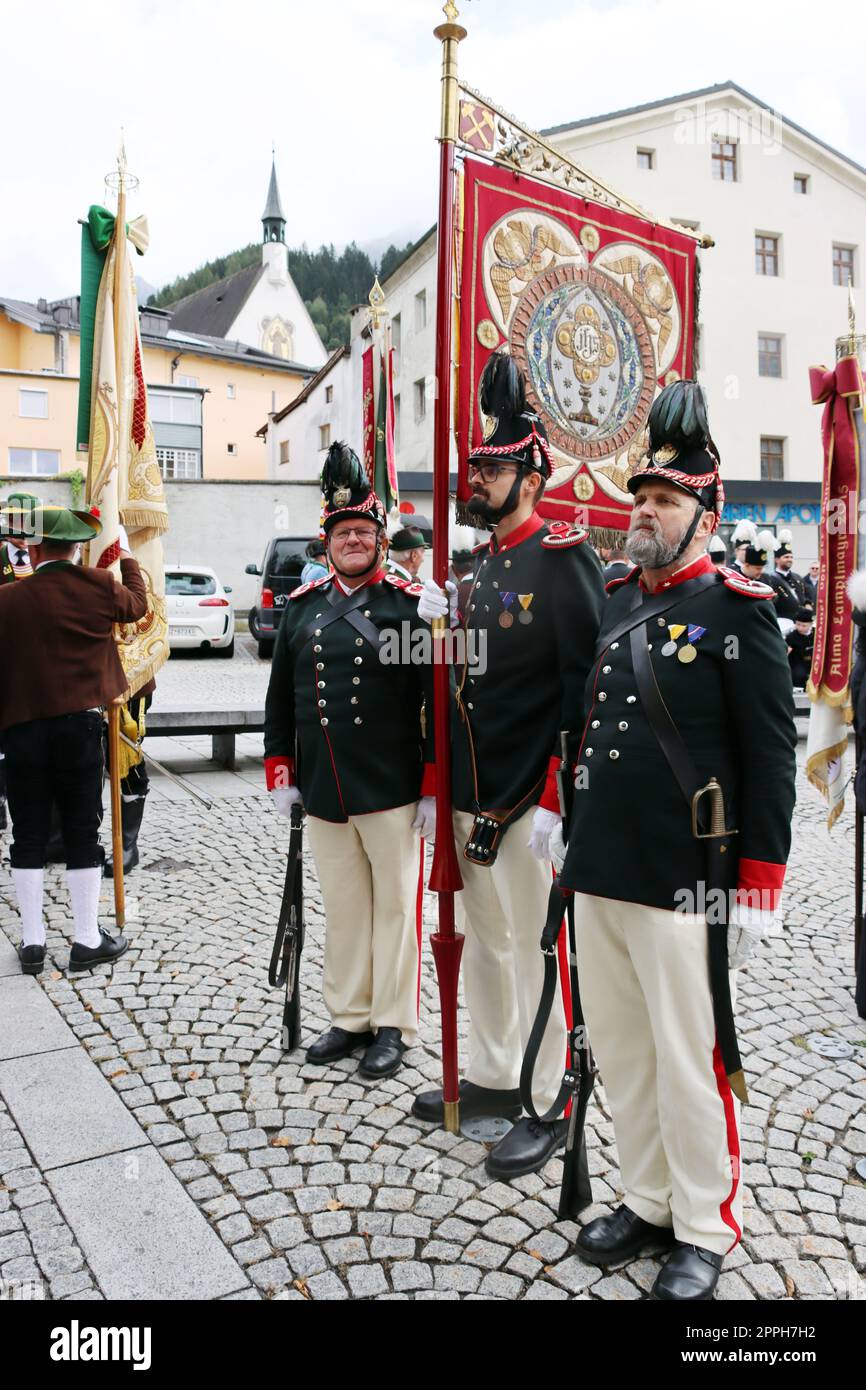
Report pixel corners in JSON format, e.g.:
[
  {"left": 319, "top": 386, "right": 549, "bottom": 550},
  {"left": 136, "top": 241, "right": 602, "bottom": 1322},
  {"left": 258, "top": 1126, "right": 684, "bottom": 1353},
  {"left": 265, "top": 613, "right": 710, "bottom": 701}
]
[{"left": 368, "top": 276, "right": 387, "bottom": 332}]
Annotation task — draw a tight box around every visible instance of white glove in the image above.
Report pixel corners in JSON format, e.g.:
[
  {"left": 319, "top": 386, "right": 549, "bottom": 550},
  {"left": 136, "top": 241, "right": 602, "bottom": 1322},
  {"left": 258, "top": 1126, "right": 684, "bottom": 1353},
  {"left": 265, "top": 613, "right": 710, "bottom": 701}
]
[
  {"left": 417, "top": 578, "right": 458, "bottom": 627},
  {"left": 727, "top": 900, "right": 776, "bottom": 970},
  {"left": 528, "top": 806, "right": 561, "bottom": 862},
  {"left": 271, "top": 785, "right": 302, "bottom": 818},
  {"left": 412, "top": 795, "right": 436, "bottom": 841},
  {"left": 118, "top": 523, "right": 131, "bottom": 552},
  {"left": 549, "top": 821, "right": 566, "bottom": 876}
]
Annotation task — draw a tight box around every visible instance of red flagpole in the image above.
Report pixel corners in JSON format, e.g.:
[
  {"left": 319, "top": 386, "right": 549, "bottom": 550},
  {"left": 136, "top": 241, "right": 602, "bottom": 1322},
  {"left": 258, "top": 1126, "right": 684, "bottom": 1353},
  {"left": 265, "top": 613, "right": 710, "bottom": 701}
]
[{"left": 429, "top": 4, "right": 467, "bottom": 1134}]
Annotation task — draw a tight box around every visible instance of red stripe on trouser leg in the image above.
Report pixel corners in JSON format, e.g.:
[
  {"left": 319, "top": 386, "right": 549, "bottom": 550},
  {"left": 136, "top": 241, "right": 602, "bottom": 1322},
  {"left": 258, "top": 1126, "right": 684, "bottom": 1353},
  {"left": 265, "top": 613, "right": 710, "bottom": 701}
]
[
  {"left": 712, "top": 1040, "right": 742, "bottom": 1252},
  {"left": 555, "top": 887, "right": 574, "bottom": 1120},
  {"left": 415, "top": 838, "right": 424, "bottom": 1016}
]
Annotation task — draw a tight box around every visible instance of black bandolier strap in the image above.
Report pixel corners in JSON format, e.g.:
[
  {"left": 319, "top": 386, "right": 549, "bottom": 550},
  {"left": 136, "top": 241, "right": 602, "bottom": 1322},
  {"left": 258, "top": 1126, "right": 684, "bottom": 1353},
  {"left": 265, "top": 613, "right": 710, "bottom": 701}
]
[
  {"left": 628, "top": 604, "right": 747, "bottom": 1104},
  {"left": 291, "top": 582, "right": 383, "bottom": 656}
]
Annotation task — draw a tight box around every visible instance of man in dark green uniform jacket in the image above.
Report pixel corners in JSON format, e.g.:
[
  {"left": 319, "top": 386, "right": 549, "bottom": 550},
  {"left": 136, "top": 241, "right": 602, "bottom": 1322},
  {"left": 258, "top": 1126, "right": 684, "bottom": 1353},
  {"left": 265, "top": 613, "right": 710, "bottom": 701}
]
[
  {"left": 412, "top": 354, "right": 605, "bottom": 1178},
  {"left": 557, "top": 382, "right": 797, "bottom": 1300},
  {"left": 264, "top": 443, "right": 434, "bottom": 1082}
]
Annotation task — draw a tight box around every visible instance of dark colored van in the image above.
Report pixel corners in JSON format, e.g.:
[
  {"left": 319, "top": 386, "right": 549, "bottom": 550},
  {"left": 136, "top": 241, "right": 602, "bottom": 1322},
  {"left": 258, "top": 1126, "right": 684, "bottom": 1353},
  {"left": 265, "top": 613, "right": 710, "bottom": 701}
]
[{"left": 246, "top": 536, "right": 316, "bottom": 658}]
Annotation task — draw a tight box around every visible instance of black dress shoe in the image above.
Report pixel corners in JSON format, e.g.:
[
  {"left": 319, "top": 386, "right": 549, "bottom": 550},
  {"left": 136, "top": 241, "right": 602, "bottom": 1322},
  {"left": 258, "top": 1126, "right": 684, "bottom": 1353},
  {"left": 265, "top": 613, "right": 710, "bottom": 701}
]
[
  {"left": 358, "top": 1028, "right": 407, "bottom": 1080},
  {"left": 18, "top": 944, "right": 45, "bottom": 976},
  {"left": 485, "top": 1117, "right": 568, "bottom": 1179},
  {"left": 412, "top": 1080, "right": 523, "bottom": 1124},
  {"left": 305, "top": 1027, "right": 374, "bottom": 1065},
  {"left": 576, "top": 1204, "right": 676, "bottom": 1266},
  {"left": 650, "top": 1243, "right": 723, "bottom": 1300},
  {"left": 69, "top": 928, "right": 128, "bottom": 973}
]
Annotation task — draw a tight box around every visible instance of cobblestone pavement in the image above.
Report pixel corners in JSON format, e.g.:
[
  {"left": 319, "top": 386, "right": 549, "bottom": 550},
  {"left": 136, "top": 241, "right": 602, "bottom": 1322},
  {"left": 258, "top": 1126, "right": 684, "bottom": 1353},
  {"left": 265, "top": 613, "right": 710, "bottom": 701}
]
[
  {"left": 151, "top": 635, "right": 270, "bottom": 709},
  {"left": 0, "top": 651, "right": 864, "bottom": 1300}
]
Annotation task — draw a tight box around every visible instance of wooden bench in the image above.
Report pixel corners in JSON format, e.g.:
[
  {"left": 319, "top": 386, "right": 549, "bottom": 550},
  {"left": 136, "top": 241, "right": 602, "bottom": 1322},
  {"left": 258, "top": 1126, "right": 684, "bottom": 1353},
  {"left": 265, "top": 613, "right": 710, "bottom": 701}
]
[{"left": 147, "top": 707, "right": 264, "bottom": 770}]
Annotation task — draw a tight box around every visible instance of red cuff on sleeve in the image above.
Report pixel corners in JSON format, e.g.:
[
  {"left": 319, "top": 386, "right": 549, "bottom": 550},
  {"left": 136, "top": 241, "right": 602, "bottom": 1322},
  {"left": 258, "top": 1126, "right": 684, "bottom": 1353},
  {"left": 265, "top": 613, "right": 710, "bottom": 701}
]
[
  {"left": 736, "top": 858, "right": 786, "bottom": 913},
  {"left": 264, "top": 756, "right": 294, "bottom": 791},
  {"left": 420, "top": 761, "right": 436, "bottom": 797},
  {"left": 538, "top": 756, "right": 561, "bottom": 815}
]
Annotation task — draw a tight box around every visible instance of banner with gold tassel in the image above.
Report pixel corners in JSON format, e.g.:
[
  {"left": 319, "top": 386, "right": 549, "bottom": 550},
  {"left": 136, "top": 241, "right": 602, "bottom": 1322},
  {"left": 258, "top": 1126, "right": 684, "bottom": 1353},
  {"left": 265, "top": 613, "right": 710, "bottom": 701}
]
[{"left": 78, "top": 151, "right": 169, "bottom": 698}]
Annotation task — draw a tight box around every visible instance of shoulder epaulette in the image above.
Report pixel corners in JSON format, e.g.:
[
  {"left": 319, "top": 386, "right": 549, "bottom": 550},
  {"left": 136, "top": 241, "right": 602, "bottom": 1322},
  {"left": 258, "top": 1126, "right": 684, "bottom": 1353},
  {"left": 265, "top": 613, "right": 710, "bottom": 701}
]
[
  {"left": 605, "top": 565, "right": 640, "bottom": 593},
  {"left": 717, "top": 566, "right": 774, "bottom": 599},
  {"left": 384, "top": 573, "right": 424, "bottom": 597},
  {"left": 289, "top": 575, "right": 333, "bottom": 601},
  {"left": 541, "top": 522, "right": 589, "bottom": 549}
]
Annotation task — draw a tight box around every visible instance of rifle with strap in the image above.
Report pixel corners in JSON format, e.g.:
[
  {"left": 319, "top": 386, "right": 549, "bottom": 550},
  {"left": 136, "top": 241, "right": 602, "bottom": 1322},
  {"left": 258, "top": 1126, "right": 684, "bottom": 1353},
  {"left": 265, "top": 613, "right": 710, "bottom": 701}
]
[
  {"left": 628, "top": 595, "right": 747, "bottom": 1103},
  {"left": 519, "top": 731, "right": 595, "bottom": 1218},
  {"left": 268, "top": 802, "right": 305, "bottom": 1052}
]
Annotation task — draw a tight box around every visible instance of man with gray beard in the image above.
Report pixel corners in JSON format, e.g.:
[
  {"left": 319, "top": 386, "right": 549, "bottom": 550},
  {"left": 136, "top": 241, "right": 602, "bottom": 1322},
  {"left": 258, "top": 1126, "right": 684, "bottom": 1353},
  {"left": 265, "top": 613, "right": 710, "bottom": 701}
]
[{"left": 553, "top": 381, "right": 797, "bottom": 1300}]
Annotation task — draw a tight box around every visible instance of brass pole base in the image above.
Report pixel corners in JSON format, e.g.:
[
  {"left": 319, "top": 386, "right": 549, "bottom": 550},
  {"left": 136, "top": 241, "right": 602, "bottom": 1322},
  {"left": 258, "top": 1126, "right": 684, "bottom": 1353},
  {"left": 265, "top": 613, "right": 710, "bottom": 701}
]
[
  {"left": 443, "top": 1100, "right": 460, "bottom": 1134},
  {"left": 728, "top": 1070, "right": 748, "bottom": 1105}
]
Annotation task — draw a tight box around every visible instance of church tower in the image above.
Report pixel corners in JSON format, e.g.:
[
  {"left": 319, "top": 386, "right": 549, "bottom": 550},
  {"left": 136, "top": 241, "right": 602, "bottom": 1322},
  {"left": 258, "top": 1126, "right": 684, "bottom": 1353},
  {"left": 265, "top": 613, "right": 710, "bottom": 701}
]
[{"left": 261, "top": 159, "right": 288, "bottom": 286}]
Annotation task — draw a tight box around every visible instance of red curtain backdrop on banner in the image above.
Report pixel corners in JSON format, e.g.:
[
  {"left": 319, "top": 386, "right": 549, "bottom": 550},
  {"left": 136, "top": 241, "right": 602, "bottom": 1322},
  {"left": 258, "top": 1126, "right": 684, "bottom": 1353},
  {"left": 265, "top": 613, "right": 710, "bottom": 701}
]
[
  {"left": 361, "top": 346, "right": 375, "bottom": 484},
  {"left": 457, "top": 158, "right": 699, "bottom": 530}
]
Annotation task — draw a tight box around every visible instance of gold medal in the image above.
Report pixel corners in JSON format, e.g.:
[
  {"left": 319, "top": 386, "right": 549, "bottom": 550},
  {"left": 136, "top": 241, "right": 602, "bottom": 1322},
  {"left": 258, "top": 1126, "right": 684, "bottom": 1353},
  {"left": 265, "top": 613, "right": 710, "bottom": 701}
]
[{"left": 677, "top": 644, "right": 697, "bottom": 664}]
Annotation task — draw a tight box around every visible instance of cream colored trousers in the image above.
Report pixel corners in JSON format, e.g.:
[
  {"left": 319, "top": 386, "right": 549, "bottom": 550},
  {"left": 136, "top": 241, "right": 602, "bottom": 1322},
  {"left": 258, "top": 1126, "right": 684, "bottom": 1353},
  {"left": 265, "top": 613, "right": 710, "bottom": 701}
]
[
  {"left": 454, "top": 807, "right": 569, "bottom": 1113},
  {"left": 306, "top": 803, "right": 422, "bottom": 1044},
  {"left": 574, "top": 892, "right": 742, "bottom": 1256}
]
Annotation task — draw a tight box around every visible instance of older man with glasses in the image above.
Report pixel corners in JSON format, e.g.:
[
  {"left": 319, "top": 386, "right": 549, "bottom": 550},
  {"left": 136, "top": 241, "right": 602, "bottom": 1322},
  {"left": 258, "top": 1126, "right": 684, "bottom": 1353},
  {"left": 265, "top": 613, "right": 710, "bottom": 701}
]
[{"left": 264, "top": 442, "right": 435, "bottom": 1081}]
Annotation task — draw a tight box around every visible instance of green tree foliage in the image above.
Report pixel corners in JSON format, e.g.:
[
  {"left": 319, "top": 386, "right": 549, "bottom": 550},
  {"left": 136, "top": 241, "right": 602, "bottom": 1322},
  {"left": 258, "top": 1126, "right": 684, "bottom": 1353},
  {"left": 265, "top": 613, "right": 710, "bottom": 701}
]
[{"left": 150, "top": 239, "right": 416, "bottom": 352}]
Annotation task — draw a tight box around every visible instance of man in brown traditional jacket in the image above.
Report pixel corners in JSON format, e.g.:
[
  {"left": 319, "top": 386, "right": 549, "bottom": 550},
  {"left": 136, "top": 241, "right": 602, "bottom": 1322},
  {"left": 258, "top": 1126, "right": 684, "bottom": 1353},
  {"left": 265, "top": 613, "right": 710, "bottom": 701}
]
[{"left": 0, "top": 501, "right": 147, "bottom": 974}]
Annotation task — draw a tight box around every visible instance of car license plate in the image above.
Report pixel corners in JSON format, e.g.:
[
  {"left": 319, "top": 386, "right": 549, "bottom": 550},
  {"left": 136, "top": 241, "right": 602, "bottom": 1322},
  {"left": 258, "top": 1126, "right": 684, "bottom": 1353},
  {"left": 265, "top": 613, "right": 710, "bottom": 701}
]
[{"left": 170, "top": 626, "right": 195, "bottom": 636}]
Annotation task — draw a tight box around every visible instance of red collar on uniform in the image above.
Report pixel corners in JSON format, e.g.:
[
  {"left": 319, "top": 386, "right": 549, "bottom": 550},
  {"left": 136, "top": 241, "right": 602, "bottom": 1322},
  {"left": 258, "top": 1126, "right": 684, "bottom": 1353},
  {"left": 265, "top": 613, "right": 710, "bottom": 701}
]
[
  {"left": 639, "top": 552, "right": 715, "bottom": 593},
  {"left": 334, "top": 567, "right": 385, "bottom": 595},
  {"left": 489, "top": 511, "right": 544, "bottom": 555}
]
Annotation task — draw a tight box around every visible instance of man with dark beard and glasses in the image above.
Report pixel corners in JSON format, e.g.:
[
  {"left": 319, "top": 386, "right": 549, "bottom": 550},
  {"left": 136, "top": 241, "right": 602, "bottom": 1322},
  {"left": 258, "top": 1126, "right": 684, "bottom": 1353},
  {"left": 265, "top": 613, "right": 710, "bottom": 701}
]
[
  {"left": 552, "top": 381, "right": 797, "bottom": 1300},
  {"left": 411, "top": 353, "right": 605, "bottom": 1179}
]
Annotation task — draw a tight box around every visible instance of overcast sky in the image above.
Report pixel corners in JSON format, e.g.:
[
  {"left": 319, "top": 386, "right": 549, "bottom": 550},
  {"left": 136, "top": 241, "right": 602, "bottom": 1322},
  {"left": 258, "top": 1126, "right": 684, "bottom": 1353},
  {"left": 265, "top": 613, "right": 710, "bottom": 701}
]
[{"left": 2, "top": 0, "right": 864, "bottom": 302}]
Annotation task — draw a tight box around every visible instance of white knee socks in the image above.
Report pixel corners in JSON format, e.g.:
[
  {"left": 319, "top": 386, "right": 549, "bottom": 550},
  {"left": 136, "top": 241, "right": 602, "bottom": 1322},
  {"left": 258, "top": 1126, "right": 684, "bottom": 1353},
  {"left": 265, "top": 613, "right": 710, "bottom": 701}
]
[
  {"left": 66, "top": 867, "right": 103, "bottom": 948},
  {"left": 12, "top": 868, "right": 46, "bottom": 948}
]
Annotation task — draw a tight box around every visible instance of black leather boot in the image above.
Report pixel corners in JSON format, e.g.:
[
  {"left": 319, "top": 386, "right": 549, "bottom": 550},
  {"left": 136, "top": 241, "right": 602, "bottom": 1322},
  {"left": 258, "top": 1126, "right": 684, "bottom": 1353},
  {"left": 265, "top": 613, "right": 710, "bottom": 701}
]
[
  {"left": 104, "top": 796, "right": 146, "bottom": 878},
  {"left": 69, "top": 928, "right": 128, "bottom": 973},
  {"left": 650, "top": 1243, "right": 723, "bottom": 1300},
  {"left": 18, "top": 943, "right": 45, "bottom": 976},
  {"left": 412, "top": 1080, "right": 523, "bottom": 1124},
  {"left": 306, "top": 1027, "right": 375, "bottom": 1065},
  {"left": 359, "top": 1028, "right": 407, "bottom": 1080},
  {"left": 485, "top": 1117, "right": 568, "bottom": 1179},
  {"left": 576, "top": 1204, "right": 676, "bottom": 1266}
]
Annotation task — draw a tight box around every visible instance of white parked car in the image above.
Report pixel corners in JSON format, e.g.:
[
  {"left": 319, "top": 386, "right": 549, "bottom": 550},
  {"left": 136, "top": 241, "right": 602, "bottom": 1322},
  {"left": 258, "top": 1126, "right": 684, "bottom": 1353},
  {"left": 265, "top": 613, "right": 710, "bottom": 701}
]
[{"left": 164, "top": 565, "right": 235, "bottom": 656}]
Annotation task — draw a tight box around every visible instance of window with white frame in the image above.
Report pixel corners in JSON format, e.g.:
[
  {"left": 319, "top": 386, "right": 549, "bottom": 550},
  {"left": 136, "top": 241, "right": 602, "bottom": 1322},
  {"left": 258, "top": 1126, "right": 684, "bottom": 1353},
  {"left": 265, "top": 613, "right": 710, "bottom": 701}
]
[
  {"left": 8, "top": 447, "right": 59, "bottom": 475},
  {"left": 279, "top": 440, "right": 290, "bottom": 466},
  {"left": 414, "top": 378, "right": 426, "bottom": 424},
  {"left": 227, "top": 383, "right": 236, "bottom": 399},
  {"left": 176, "top": 374, "right": 199, "bottom": 388},
  {"left": 319, "top": 424, "right": 331, "bottom": 450},
  {"left": 227, "top": 442, "right": 238, "bottom": 456},
  {"left": 758, "top": 334, "right": 783, "bottom": 378},
  {"left": 149, "top": 391, "right": 200, "bottom": 425},
  {"left": 19, "top": 389, "right": 48, "bottom": 419},
  {"left": 636, "top": 148, "right": 655, "bottom": 170},
  {"left": 155, "top": 448, "right": 201, "bottom": 480},
  {"left": 414, "top": 290, "right": 427, "bottom": 333},
  {"left": 325, "top": 385, "right": 334, "bottom": 404}
]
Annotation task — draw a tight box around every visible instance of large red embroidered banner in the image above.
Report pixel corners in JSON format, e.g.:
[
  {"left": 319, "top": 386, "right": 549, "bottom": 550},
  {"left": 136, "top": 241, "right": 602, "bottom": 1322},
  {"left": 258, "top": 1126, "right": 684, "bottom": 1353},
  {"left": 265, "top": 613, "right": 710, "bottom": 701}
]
[{"left": 457, "top": 158, "right": 699, "bottom": 530}]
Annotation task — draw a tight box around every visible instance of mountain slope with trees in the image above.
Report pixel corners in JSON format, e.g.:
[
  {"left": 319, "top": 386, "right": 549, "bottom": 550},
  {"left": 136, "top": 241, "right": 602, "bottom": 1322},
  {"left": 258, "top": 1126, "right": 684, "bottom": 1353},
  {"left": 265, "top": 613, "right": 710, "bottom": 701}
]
[{"left": 150, "top": 240, "right": 415, "bottom": 352}]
